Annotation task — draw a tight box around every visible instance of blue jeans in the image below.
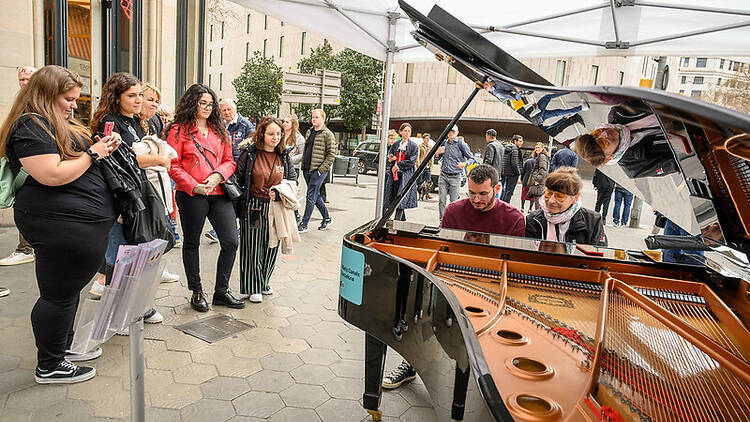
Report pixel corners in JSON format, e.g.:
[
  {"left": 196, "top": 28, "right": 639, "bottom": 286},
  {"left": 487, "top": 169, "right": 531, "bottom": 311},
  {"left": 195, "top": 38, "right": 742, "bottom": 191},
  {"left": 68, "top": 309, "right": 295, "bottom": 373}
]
[
  {"left": 104, "top": 222, "right": 128, "bottom": 266},
  {"left": 662, "top": 220, "right": 706, "bottom": 264},
  {"left": 537, "top": 92, "right": 583, "bottom": 122},
  {"left": 302, "top": 170, "right": 330, "bottom": 226},
  {"left": 612, "top": 187, "right": 633, "bottom": 225}
]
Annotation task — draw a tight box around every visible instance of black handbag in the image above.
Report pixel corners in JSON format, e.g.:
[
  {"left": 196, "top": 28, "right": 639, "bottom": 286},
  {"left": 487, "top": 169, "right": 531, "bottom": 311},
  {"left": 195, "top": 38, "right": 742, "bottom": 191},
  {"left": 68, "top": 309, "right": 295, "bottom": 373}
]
[{"left": 190, "top": 133, "right": 241, "bottom": 201}]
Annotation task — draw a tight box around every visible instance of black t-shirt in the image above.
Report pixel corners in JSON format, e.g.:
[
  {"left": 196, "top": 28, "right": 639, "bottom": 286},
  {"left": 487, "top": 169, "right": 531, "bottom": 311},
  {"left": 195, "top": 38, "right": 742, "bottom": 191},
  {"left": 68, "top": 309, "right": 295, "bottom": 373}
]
[
  {"left": 6, "top": 115, "right": 116, "bottom": 222},
  {"left": 97, "top": 113, "right": 145, "bottom": 147},
  {"left": 302, "top": 129, "right": 319, "bottom": 171}
]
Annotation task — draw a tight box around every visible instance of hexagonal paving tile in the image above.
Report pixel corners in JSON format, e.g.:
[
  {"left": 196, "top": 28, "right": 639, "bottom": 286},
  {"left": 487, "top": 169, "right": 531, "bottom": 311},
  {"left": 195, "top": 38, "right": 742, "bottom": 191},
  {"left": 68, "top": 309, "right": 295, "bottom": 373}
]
[
  {"left": 268, "top": 337, "right": 310, "bottom": 354},
  {"left": 233, "top": 391, "right": 284, "bottom": 418},
  {"left": 329, "top": 360, "right": 363, "bottom": 379},
  {"left": 279, "top": 383, "right": 330, "bottom": 408},
  {"left": 191, "top": 345, "right": 234, "bottom": 364},
  {"left": 180, "top": 398, "right": 236, "bottom": 422},
  {"left": 399, "top": 406, "right": 439, "bottom": 422},
  {"left": 214, "top": 356, "right": 262, "bottom": 378},
  {"left": 277, "top": 325, "right": 316, "bottom": 340},
  {"left": 5, "top": 384, "right": 67, "bottom": 411},
  {"left": 299, "top": 348, "right": 339, "bottom": 366},
  {"left": 323, "top": 377, "right": 364, "bottom": 400},
  {"left": 0, "top": 368, "right": 35, "bottom": 394},
  {"left": 200, "top": 376, "right": 250, "bottom": 401},
  {"left": 148, "top": 382, "right": 202, "bottom": 409},
  {"left": 259, "top": 352, "right": 303, "bottom": 372},
  {"left": 289, "top": 365, "right": 335, "bottom": 385},
  {"left": 144, "top": 406, "right": 182, "bottom": 422},
  {"left": 146, "top": 350, "right": 192, "bottom": 371},
  {"left": 231, "top": 342, "right": 273, "bottom": 359},
  {"left": 28, "top": 398, "right": 93, "bottom": 422},
  {"left": 0, "top": 353, "right": 21, "bottom": 372},
  {"left": 379, "top": 391, "right": 411, "bottom": 417},
  {"left": 315, "top": 398, "right": 368, "bottom": 422},
  {"left": 268, "top": 407, "right": 322, "bottom": 422},
  {"left": 172, "top": 362, "right": 218, "bottom": 385},
  {"left": 243, "top": 327, "right": 283, "bottom": 343},
  {"left": 246, "top": 369, "right": 294, "bottom": 393},
  {"left": 1, "top": 406, "right": 32, "bottom": 422}
]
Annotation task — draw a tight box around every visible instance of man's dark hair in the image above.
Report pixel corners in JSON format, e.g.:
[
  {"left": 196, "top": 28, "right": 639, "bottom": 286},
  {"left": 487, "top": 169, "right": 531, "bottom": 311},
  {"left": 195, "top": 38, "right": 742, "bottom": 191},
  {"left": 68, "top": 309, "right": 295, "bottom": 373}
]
[
  {"left": 511, "top": 134, "right": 523, "bottom": 143},
  {"left": 423, "top": 132, "right": 430, "bottom": 139},
  {"left": 486, "top": 129, "right": 497, "bottom": 138},
  {"left": 468, "top": 164, "right": 499, "bottom": 187}
]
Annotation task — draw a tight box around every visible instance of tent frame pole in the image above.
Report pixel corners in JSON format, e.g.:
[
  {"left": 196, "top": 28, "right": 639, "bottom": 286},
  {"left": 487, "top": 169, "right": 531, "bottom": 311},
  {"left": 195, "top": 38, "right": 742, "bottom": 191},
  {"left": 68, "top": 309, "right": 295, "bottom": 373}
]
[{"left": 375, "top": 11, "right": 400, "bottom": 218}]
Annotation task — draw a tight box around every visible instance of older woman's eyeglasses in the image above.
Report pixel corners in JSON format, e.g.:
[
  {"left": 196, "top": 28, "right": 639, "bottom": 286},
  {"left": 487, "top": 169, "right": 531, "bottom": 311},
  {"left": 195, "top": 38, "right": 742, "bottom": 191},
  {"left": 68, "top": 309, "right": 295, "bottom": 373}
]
[
  {"left": 543, "top": 188, "right": 569, "bottom": 201},
  {"left": 198, "top": 101, "right": 214, "bottom": 110}
]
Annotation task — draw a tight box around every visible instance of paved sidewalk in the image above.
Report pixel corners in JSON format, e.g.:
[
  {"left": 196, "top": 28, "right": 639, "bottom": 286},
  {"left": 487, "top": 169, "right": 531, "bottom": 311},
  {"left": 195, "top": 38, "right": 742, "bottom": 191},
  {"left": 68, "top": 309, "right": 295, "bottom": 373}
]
[{"left": 0, "top": 174, "right": 651, "bottom": 422}]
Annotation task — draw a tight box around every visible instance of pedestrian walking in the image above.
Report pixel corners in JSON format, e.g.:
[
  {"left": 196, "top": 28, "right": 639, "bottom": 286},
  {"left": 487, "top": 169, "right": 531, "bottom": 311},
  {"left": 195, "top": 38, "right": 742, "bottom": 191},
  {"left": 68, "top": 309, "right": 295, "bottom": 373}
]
[
  {"left": 611, "top": 184, "right": 634, "bottom": 227},
  {"left": 435, "top": 124, "right": 474, "bottom": 221},
  {"left": 166, "top": 83, "right": 244, "bottom": 312},
  {"left": 384, "top": 123, "right": 418, "bottom": 221},
  {"left": 592, "top": 169, "right": 615, "bottom": 225},
  {"left": 520, "top": 155, "right": 535, "bottom": 213},
  {"left": 0, "top": 65, "right": 121, "bottom": 383},
  {"left": 236, "top": 116, "right": 297, "bottom": 303},
  {"left": 500, "top": 134, "right": 523, "bottom": 203},
  {"left": 549, "top": 146, "right": 578, "bottom": 171},
  {"left": 282, "top": 114, "right": 305, "bottom": 222},
  {"left": 525, "top": 167, "right": 607, "bottom": 246},
  {"left": 0, "top": 66, "right": 39, "bottom": 268},
  {"left": 382, "top": 130, "right": 398, "bottom": 213},
  {"left": 298, "top": 108, "right": 335, "bottom": 232},
  {"left": 482, "top": 129, "right": 504, "bottom": 180},
  {"left": 526, "top": 142, "right": 549, "bottom": 210},
  {"left": 416, "top": 133, "right": 432, "bottom": 200}
]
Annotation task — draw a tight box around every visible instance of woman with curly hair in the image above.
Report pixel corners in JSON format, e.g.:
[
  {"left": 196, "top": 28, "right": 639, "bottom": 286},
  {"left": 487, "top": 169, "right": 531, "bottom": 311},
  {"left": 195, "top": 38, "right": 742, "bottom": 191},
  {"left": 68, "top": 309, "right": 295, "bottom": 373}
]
[
  {"left": 166, "top": 84, "right": 243, "bottom": 312},
  {"left": 0, "top": 65, "right": 120, "bottom": 383}
]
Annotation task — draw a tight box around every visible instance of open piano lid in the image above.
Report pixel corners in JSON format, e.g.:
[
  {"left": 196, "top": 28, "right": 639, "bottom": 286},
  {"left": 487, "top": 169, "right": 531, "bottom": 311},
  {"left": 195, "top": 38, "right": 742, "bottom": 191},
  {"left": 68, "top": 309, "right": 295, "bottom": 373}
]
[{"left": 398, "top": 0, "right": 750, "bottom": 262}]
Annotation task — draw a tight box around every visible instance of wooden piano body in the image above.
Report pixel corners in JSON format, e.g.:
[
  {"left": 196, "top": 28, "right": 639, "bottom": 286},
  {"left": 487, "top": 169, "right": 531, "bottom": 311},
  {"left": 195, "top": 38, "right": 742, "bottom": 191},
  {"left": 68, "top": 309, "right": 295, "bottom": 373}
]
[{"left": 338, "top": 2, "right": 750, "bottom": 421}]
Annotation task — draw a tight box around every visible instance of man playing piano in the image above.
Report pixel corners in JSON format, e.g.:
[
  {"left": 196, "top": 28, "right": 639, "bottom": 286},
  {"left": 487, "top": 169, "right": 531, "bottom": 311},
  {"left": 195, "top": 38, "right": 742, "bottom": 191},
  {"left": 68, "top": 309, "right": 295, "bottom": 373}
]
[{"left": 382, "top": 164, "right": 525, "bottom": 390}]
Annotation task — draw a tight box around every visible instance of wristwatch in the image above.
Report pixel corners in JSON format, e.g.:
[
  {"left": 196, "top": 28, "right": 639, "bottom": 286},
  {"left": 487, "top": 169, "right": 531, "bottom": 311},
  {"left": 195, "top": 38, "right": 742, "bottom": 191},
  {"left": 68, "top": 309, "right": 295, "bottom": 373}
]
[{"left": 85, "top": 148, "right": 100, "bottom": 161}]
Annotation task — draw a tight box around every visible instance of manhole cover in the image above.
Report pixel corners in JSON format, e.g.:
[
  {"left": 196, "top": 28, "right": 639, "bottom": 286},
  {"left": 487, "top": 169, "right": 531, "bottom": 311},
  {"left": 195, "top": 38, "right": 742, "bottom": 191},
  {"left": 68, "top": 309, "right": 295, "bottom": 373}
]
[{"left": 175, "top": 314, "right": 254, "bottom": 343}]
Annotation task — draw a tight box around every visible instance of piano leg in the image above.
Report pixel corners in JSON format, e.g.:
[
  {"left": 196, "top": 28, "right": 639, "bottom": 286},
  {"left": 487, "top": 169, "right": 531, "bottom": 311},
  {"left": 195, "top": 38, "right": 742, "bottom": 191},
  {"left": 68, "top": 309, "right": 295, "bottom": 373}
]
[
  {"left": 452, "top": 364, "right": 470, "bottom": 422},
  {"left": 363, "top": 332, "right": 386, "bottom": 421}
]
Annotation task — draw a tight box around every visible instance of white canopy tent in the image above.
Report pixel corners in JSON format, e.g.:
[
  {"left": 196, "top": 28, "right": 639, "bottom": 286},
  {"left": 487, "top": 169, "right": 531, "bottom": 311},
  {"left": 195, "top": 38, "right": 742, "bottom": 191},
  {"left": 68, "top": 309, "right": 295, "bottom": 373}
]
[{"left": 231, "top": 0, "right": 750, "bottom": 214}]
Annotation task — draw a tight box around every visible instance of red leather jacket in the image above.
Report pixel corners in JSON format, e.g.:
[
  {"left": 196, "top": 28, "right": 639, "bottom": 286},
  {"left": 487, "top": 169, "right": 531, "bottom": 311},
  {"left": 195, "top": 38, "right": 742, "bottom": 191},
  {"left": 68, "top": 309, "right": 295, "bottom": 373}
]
[{"left": 166, "top": 123, "right": 236, "bottom": 196}]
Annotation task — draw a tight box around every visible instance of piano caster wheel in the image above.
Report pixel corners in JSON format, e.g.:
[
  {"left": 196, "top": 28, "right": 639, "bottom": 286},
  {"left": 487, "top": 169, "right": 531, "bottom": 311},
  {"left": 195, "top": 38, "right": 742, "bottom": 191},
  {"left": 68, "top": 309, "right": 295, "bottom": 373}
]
[{"left": 367, "top": 409, "right": 383, "bottom": 421}]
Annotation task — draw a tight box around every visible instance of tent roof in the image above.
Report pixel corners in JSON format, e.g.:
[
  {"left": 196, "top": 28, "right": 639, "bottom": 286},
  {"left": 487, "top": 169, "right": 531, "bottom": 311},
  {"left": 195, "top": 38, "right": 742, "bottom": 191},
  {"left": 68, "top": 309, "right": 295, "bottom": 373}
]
[{"left": 232, "top": 0, "right": 750, "bottom": 61}]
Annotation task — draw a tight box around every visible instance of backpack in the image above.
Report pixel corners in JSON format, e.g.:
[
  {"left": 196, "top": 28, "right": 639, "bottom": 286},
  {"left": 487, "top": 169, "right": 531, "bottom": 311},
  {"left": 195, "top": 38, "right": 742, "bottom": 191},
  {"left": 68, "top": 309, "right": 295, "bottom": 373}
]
[{"left": 0, "top": 113, "right": 38, "bottom": 208}]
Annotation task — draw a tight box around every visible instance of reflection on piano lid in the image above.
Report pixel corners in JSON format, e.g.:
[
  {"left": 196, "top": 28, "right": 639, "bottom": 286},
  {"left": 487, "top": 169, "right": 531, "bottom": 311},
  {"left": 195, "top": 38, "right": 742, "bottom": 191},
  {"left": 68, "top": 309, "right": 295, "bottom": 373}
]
[{"left": 397, "top": 0, "right": 750, "bottom": 262}]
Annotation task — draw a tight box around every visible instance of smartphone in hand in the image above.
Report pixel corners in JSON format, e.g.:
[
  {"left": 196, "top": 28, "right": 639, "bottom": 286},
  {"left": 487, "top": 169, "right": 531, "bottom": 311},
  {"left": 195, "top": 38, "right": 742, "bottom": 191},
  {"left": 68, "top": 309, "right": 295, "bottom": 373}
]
[{"left": 103, "top": 121, "right": 114, "bottom": 137}]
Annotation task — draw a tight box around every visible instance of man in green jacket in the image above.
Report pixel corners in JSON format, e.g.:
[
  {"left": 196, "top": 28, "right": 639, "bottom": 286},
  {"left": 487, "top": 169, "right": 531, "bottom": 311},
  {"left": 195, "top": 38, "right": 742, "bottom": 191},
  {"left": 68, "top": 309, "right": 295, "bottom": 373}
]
[{"left": 298, "top": 108, "right": 336, "bottom": 232}]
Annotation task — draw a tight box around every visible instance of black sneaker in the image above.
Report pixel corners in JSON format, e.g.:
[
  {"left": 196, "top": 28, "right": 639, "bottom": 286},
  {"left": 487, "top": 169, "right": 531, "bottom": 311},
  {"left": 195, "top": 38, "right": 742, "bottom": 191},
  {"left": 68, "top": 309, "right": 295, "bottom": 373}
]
[
  {"left": 35, "top": 360, "right": 96, "bottom": 384},
  {"left": 381, "top": 361, "right": 416, "bottom": 389},
  {"left": 318, "top": 218, "right": 332, "bottom": 230},
  {"left": 298, "top": 222, "right": 309, "bottom": 233}
]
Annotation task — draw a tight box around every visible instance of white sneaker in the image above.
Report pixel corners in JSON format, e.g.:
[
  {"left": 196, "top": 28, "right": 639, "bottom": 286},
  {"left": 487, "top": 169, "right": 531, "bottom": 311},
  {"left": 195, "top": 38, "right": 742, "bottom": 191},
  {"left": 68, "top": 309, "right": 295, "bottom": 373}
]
[
  {"left": 115, "top": 327, "right": 130, "bottom": 336},
  {"left": 204, "top": 230, "right": 219, "bottom": 244},
  {"left": 89, "top": 281, "right": 105, "bottom": 298},
  {"left": 161, "top": 269, "right": 180, "bottom": 283},
  {"left": 173, "top": 238, "right": 183, "bottom": 248},
  {"left": 261, "top": 287, "right": 274, "bottom": 295},
  {"left": 0, "top": 287, "right": 9, "bottom": 297},
  {"left": 65, "top": 347, "right": 102, "bottom": 362},
  {"left": 0, "top": 251, "right": 34, "bottom": 266},
  {"left": 144, "top": 309, "right": 164, "bottom": 324},
  {"left": 248, "top": 293, "right": 263, "bottom": 303}
]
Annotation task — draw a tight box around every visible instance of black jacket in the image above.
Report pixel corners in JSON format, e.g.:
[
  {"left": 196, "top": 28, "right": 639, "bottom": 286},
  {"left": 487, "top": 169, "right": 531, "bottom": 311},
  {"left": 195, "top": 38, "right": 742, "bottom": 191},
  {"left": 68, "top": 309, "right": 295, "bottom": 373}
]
[
  {"left": 525, "top": 208, "right": 607, "bottom": 246},
  {"left": 483, "top": 140, "right": 504, "bottom": 176},
  {"left": 502, "top": 144, "right": 522, "bottom": 177},
  {"left": 235, "top": 143, "right": 296, "bottom": 219},
  {"left": 592, "top": 169, "right": 615, "bottom": 192}
]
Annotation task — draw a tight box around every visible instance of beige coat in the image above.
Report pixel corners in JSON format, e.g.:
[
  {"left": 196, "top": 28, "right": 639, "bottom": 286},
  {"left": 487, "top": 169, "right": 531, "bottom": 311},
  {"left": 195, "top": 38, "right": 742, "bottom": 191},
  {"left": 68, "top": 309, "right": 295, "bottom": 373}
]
[
  {"left": 268, "top": 179, "right": 300, "bottom": 254},
  {"left": 132, "top": 135, "right": 177, "bottom": 213}
]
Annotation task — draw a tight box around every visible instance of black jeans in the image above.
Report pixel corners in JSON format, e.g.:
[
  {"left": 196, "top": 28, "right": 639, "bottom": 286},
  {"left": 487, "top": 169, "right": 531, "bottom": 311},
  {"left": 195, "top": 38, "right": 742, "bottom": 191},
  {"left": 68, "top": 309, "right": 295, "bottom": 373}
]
[
  {"left": 594, "top": 188, "right": 613, "bottom": 224},
  {"left": 175, "top": 191, "right": 238, "bottom": 295},
  {"left": 15, "top": 210, "right": 112, "bottom": 370},
  {"left": 502, "top": 175, "right": 519, "bottom": 203}
]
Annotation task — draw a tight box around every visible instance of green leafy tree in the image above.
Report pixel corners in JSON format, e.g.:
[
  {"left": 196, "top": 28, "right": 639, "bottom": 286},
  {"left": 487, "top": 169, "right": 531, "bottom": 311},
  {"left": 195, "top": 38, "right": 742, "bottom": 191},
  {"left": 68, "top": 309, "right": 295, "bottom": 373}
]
[
  {"left": 233, "top": 51, "right": 282, "bottom": 119},
  {"left": 334, "top": 49, "right": 382, "bottom": 136}
]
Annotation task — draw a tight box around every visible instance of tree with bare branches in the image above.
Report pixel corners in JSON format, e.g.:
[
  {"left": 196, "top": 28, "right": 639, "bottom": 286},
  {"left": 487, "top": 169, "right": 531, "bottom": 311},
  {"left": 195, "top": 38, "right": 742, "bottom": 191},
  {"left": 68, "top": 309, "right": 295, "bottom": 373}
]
[{"left": 708, "top": 64, "right": 750, "bottom": 114}]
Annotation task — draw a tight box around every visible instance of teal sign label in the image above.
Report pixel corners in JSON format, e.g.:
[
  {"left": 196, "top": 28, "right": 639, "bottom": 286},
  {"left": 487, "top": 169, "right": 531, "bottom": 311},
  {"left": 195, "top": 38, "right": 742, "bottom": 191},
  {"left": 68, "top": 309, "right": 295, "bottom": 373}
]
[{"left": 340, "top": 246, "right": 365, "bottom": 305}]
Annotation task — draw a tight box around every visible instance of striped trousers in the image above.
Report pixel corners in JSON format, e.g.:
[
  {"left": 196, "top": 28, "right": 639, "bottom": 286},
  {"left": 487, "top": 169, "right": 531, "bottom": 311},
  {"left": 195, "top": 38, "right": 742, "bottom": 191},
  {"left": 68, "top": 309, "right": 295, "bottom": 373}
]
[{"left": 239, "top": 196, "right": 279, "bottom": 295}]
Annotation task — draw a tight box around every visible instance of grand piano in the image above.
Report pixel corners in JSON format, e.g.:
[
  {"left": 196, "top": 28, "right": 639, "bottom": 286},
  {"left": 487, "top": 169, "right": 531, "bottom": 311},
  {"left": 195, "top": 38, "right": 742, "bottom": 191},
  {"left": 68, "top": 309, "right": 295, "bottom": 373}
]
[{"left": 338, "top": 2, "right": 750, "bottom": 421}]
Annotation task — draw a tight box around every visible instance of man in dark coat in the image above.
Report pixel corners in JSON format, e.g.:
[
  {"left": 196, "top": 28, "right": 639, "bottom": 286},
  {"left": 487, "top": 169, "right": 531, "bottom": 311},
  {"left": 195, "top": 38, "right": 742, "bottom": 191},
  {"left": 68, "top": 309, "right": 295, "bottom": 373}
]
[
  {"left": 501, "top": 134, "right": 523, "bottom": 203},
  {"left": 592, "top": 169, "right": 615, "bottom": 225},
  {"left": 483, "top": 129, "right": 504, "bottom": 178},
  {"left": 549, "top": 147, "right": 579, "bottom": 171}
]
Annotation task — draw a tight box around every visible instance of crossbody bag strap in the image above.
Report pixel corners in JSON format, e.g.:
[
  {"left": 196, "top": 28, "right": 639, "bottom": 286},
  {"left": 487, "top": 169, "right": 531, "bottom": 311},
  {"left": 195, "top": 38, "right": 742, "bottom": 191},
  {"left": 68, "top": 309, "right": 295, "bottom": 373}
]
[
  {"left": 189, "top": 133, "right": 217, "bottom": 172},
  {"left": 9, "top": 112, "right": 43, "bottom": 193}
]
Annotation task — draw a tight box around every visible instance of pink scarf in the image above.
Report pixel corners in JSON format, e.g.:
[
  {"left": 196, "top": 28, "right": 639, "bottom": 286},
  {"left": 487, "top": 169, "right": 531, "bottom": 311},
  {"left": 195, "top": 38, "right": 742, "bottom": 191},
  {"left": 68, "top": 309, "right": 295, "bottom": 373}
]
[
  {"left": 538, "top": 195, "right": 581, "bottom": 242},
  {"left": 597, "top": 113, "right": 659, "bottom": 165}
]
